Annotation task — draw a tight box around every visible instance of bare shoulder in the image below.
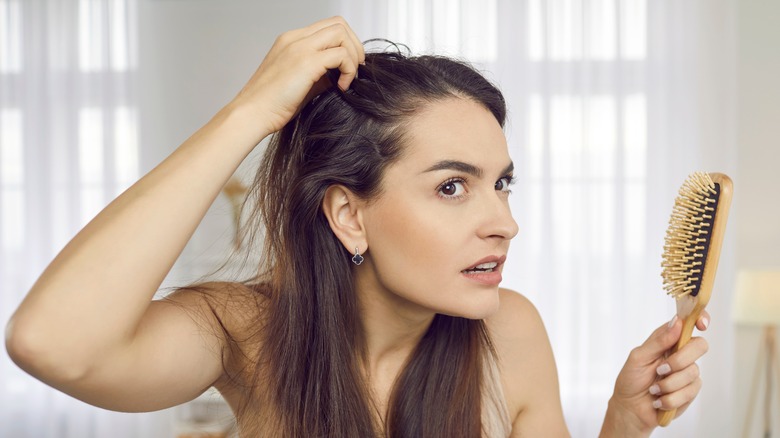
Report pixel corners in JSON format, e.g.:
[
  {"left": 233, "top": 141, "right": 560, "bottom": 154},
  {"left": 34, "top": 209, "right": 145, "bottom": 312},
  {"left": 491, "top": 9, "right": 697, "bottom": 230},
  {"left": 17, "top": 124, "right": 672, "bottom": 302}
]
[
  {"left": 485, "top": 288, "right": 569, "bottom": 437},
  {"left": 484, "top": 289, "right": 548, "bottom": 387},
  {"left": 485, "top": 288, "right": 540, "bottom": 338}
]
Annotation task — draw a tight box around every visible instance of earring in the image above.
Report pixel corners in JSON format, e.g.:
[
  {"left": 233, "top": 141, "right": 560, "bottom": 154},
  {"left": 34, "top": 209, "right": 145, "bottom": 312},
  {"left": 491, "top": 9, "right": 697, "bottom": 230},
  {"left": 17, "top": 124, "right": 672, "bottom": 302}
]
[{"left": 351, "top": 247, "right": 364, "bottom": 265}]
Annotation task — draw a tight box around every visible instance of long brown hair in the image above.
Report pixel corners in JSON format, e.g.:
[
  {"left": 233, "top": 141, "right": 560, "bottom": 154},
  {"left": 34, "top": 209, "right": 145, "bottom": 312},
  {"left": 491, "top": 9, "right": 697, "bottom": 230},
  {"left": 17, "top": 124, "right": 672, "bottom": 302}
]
[{"left": 207, "top": 47, "right": 507, "bottom": 437}]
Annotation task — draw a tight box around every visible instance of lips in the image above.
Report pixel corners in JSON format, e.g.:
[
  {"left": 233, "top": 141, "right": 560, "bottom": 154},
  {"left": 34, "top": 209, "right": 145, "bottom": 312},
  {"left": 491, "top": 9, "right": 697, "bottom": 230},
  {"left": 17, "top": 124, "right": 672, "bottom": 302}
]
[
  {"left": 461, "top": 254, "right": 505, "bottom": 286},
  {"left": 461, "top": 255, "right": 506, "bottom": 274}
]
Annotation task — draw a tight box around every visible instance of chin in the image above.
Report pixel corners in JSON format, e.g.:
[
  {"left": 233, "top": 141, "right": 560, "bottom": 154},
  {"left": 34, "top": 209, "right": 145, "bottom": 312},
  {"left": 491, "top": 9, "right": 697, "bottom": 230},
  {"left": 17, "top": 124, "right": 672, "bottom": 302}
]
[{"left": 440, "top": 289, "right": 501, "bottom": 320}]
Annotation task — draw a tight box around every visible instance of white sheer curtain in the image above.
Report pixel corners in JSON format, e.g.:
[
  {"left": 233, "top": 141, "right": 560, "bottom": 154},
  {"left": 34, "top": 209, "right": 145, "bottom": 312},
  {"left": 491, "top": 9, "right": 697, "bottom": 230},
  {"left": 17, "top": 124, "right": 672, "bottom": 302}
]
[
  {"left": 334, "top": 0, "right": 737, "bottom": 436},
  {"left": 0, "top": 0, "right": 173, "bottom": 436}
]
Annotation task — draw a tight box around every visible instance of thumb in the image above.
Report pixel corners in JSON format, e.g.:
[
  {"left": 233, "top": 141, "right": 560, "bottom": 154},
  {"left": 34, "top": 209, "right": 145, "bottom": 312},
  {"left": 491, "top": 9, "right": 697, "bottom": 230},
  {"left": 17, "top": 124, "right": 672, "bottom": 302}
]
[{"left": 631, "top": 316, "right": 682, "bottom": 365}]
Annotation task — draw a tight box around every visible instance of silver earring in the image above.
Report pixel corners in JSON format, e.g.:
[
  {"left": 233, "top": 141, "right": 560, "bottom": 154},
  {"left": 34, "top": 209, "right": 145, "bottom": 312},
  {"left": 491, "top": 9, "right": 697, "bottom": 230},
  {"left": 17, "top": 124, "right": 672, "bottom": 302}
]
[{"left": 352, "top": 247, "right": 364, "bottom": 265}]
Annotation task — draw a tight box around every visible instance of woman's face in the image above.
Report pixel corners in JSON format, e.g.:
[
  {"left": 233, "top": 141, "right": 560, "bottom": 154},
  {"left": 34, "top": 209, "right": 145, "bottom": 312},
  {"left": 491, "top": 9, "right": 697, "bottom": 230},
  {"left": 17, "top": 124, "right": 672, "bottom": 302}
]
[{"left": 357, "top": 97, "right": 518, "bottom": 320}]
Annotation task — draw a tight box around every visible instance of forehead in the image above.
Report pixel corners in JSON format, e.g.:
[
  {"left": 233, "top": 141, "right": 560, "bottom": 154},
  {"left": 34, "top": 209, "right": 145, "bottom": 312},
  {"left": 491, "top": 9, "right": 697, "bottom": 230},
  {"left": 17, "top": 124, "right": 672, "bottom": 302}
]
[{"left": 399, "top": 97, "right": 509, "bottom": 169}]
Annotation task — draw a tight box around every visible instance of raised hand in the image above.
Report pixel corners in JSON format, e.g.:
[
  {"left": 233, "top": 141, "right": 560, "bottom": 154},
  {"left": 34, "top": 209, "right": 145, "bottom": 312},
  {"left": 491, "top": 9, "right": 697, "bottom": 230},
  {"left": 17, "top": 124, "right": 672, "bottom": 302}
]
[{"left": 227, "top": 16, "right": 365, "bottom": 141}]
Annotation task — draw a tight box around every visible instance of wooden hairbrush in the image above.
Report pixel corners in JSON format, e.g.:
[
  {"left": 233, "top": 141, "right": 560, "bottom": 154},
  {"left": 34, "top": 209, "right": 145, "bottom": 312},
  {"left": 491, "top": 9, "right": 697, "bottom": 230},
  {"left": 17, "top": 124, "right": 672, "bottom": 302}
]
[{"left": 656, "top": 171, "right": 733, "bottom": 426}]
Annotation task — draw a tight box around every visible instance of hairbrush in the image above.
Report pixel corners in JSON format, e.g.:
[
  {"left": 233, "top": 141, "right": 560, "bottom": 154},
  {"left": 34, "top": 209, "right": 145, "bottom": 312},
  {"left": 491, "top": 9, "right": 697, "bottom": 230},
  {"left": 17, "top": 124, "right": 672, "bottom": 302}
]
[{"left": 657, "top": 171, "right": 733, "bottom": 426}]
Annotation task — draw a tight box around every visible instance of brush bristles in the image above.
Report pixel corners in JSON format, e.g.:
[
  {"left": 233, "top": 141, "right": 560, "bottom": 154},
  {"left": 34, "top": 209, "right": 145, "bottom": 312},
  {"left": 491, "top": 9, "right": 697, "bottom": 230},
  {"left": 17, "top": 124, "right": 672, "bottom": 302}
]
[{"left": 661, "top": 172, "right": 720, "bottom": 299}]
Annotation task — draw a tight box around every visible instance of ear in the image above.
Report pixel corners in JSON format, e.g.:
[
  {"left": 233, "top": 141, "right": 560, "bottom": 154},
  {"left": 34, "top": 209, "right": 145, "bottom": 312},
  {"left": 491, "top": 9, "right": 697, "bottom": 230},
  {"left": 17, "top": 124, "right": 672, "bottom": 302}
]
[{"left": 322, "top": 185, "right": 367, "bottom": 255}]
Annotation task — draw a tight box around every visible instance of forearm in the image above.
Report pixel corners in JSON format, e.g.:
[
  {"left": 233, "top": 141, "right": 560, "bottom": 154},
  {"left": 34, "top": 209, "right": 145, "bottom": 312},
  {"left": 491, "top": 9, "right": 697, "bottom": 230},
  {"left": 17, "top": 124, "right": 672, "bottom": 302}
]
[{"left": 6, "top": 103, "right": 266, "bottom": 378}]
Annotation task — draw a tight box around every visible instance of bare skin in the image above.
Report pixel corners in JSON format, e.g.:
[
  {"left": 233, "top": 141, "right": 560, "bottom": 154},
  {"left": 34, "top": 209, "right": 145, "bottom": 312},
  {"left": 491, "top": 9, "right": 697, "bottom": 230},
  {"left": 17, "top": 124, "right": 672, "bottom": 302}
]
[{"left": 4, "top": 16, "right": 709, "bottom": 437}]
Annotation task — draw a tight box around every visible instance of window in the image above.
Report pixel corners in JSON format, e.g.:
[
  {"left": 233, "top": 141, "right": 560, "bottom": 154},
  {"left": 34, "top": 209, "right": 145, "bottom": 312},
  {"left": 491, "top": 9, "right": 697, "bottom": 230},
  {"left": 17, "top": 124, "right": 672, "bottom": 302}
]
[
  {"left": 0, "top": 109, "right": 23, "bottom": 252},
  {"left": 0, "top": 3, "right": 139, "bottom": 431},
  {"left": 386, "top": 0, "right": 498, "bottom": 62},
  {"left": 381, "top": 0, "right": 650, "bottom": 425},
  {"left": 0, "top": 0, "right": 139, "bottom": 254}
]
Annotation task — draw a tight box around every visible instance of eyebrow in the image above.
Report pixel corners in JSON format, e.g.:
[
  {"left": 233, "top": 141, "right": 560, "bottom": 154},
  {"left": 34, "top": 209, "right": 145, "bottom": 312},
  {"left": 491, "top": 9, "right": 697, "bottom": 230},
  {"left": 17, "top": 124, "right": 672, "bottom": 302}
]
[{"left": 422, "top": 160, "right": 514, "bottom": 178}]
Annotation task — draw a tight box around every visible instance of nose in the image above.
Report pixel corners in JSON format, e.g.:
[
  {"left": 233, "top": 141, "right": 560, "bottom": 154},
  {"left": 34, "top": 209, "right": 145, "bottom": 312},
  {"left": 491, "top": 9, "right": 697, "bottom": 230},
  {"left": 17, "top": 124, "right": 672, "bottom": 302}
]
[{"left": 476, "top": 195, "right": 519, "bottom": 241}]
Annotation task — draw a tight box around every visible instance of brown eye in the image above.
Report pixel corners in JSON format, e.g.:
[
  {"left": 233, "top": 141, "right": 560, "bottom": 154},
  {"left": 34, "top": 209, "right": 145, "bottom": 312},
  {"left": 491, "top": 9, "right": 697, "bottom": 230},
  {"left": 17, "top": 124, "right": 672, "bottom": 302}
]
[
  {"left": 438, "top": 179, "right": 465, "bottom": 198},
  {"left": 441, "top": 182, "right": 457, "bottom": 195},
  {"left": 495, "top": 176, "right": 514, "bottom": 192}
]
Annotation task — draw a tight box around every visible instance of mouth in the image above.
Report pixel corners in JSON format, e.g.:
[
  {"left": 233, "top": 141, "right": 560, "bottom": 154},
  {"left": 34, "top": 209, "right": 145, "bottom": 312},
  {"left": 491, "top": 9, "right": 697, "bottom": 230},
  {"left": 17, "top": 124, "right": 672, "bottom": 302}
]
[{"left": 461, "top": 255, "right": 506, "bottom": 275}]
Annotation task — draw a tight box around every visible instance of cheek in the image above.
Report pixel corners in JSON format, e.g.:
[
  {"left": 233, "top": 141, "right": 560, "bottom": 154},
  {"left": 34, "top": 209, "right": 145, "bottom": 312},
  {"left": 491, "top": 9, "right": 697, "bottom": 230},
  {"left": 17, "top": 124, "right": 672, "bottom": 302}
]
[
  {"left": 363, "top": 197, "right": 491, "bottom": 316},
  {"left": 368, "top": 202, "right": 457, "bottom": 280},
  {"left": 362, "top": 188, "right": 504, "bottom": 319}
]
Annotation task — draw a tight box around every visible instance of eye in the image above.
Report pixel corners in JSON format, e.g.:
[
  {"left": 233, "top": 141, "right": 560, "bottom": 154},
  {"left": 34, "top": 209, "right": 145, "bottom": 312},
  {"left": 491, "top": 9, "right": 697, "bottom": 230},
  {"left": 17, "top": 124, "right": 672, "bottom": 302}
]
[
  {"left": 495, "top": 175, "right": 515, "bottom": 193},
  {"left": 438, "top": 178, "right": 466, "bottom": 198}
]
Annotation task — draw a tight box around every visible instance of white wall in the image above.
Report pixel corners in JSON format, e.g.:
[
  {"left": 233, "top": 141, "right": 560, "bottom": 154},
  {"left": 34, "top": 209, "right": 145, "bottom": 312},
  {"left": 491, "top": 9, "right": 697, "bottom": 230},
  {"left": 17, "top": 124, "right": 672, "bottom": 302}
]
[
  {"left": 736, "top": 2, "right": 780, "bottom": 265},
  {"left": 138, "top": 0, "right": 331, "bottom": 287},
  {"left": 734, "top": 0, "right": 780, "bottom": 436}
]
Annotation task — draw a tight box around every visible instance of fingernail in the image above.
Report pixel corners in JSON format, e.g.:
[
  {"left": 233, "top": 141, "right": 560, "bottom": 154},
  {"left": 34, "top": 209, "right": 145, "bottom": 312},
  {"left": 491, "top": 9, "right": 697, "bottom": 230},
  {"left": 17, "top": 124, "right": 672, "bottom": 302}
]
[
  {"left": 668, "top": 315, "right": 678, "bottom": 328},
  {"left": 701, "top": 316, "right": 710, "bottom": 329},
  {"left": 653, "top": 399, "right": 662, "bottom": 409},
  {"left": 649, "top": 384, "right": 661, "bottom": 395},
  {"left": 657, "top": 363, "right": 672, "bottom": 375}
]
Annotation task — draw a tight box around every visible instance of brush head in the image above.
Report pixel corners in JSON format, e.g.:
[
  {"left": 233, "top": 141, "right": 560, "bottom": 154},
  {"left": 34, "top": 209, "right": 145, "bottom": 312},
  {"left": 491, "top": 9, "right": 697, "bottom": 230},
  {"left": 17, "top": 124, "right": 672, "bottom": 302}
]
[{"left": 661, "top": 172, "right": 722, "bottom": 299}]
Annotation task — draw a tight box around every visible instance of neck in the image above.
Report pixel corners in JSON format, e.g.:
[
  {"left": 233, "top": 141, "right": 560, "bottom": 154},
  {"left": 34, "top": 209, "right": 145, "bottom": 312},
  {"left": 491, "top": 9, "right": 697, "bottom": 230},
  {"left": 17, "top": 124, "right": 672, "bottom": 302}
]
[{"left": 353, "top": 264, "right": 435, "bottom": 378}]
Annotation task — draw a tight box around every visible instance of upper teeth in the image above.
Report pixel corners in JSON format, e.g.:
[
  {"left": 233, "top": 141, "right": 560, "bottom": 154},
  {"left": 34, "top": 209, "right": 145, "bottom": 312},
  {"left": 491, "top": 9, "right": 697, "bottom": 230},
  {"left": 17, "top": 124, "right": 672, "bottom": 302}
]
[{"left": 473, "top": 262, "right": 497, "bottom": 270}]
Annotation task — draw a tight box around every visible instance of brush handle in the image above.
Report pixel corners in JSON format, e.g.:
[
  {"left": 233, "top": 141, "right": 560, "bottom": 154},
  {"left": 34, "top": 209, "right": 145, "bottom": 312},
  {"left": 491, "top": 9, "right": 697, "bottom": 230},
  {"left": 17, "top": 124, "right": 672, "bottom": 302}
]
[{"left": 657, "top": 309, "right": 700, "bottom": 426}]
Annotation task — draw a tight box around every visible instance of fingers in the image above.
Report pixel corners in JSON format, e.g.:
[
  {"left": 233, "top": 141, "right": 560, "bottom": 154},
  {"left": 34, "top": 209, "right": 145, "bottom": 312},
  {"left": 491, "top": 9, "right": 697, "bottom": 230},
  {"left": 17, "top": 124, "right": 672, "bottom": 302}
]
[
  {"left": 317, "top": 16, "right": 365, "bottom": 64},
  {"left": 630, "top": 310, "right": 712, "bottom": 367},
  {"left": 315, "top": 47, "right": 359, "bottom": 91},
  {"left": 306, "top": 23, "right": 362, "bottom": 90},
  {"left": 659, "top": 336, "right": 709, "bottom": 375},
  {"left": 281, "top": 16, "right": 364, "bottom": 89},
  {"left": 652, "top": 362, "right": 700, "bottom": 394},
  {"left": 281, "top": 16, "right": 350, "bottom": 44},
  {"left": 229, "top": 16, "right": 364, "bottom": 137},
  {"left": 627, "top": 317, "right": 683, "bottom": 366},
  {"left": 649, "top": 336, "right": 707, "bottom": 414},
  {"left": 651, "top": 375, "right": 702, "bottom": 411},
  {"left": 696, "top": 309, "right": 711, "bottom": 331}
]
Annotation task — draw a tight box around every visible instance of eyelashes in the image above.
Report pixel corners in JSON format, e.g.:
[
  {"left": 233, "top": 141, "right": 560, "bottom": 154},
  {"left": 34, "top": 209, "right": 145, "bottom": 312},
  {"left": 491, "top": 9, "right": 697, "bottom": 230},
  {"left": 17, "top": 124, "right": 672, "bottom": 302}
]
[
  {"left": 436, "top": 174, "right": 515, "bottom": 200},
  {"left": 495, "top": 174, "right": 516, "bottom": 192},
  {"left": 437, "top": 178, "right": 466, "bottom": 198}
]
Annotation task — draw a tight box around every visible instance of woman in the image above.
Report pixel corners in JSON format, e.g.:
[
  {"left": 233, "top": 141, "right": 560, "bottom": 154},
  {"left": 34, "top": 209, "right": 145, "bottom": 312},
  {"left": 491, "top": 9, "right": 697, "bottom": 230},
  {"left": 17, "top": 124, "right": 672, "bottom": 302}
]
[{"left": 5, "top": 17, "right": 709, "bottom": 437}]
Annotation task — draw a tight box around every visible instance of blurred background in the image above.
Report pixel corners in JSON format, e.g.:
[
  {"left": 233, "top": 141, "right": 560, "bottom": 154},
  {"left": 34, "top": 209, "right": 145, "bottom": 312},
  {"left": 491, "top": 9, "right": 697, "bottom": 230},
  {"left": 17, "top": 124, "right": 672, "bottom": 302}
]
[{"left": 0, "top": 0, "right": 777, "bottom": 436}]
